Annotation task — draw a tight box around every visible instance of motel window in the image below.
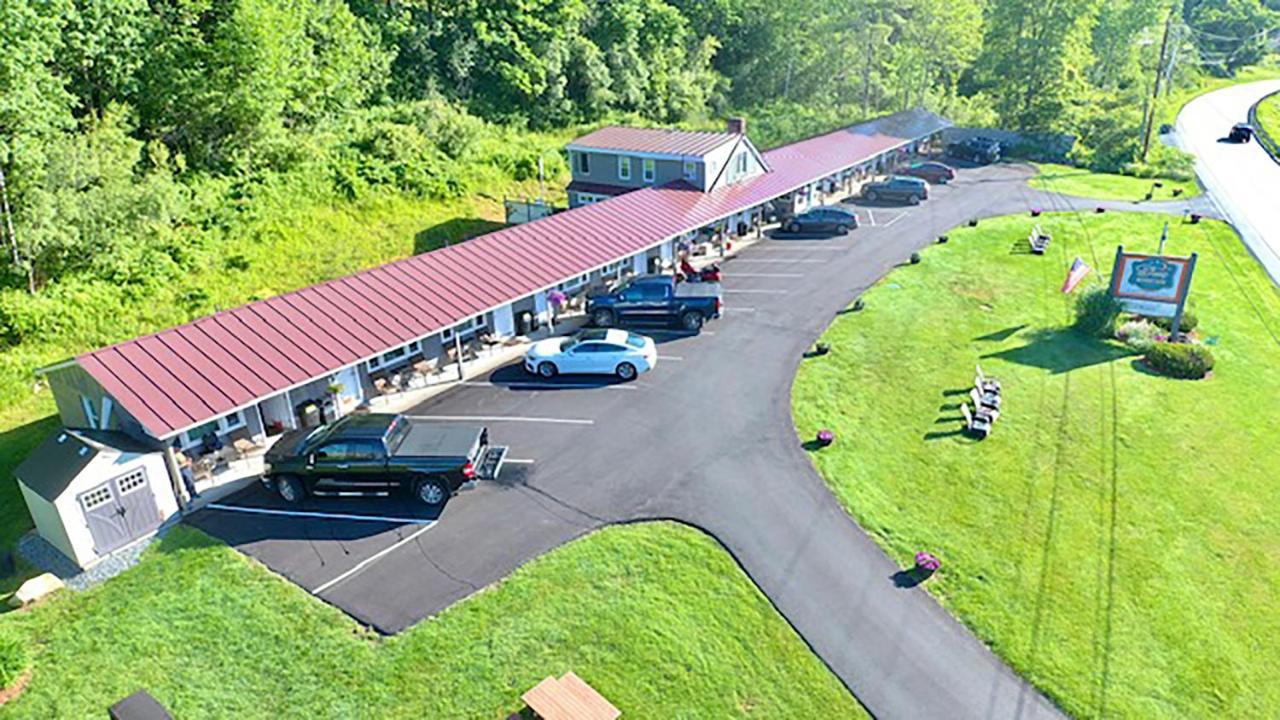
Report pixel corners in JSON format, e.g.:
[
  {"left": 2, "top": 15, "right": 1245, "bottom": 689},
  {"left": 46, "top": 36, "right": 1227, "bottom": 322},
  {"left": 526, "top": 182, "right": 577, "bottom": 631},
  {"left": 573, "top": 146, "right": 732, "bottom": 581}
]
[
  {"left": 642, "top": 158, "right": 656, "bottom": 183},
  {"left": 619, "top": 156, "right": 631, "bottom": 180},
  {"left": 602, "top": 261, "right": 622, "bottom": 277},
  {"left": 559, "top": 273, "right": 591, "bottom": 292},
  {"left": 577, "top": 152, "right": 590, "bottom": 174},
  {"left": 683, "top": 161, "right": 697, "bottom": 180},
  {"left": 365, "top": 340, "right": 421, "bottom": 373},
  {"left": 442, "top": 315, "right": 487, "bottom": 343},
  {"left": 179, "top": 409, "right": 247, "bottom": 450}
]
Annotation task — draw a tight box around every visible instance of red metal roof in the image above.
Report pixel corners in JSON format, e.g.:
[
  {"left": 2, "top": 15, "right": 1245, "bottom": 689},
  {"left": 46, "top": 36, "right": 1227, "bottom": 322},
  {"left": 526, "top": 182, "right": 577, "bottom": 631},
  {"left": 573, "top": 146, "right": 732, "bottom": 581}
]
[
  {"left": 76, "top": 109, "right": 949, "bottom": 438},
  {"left": 568, "top": 126, "right": 738, "bottom": 157}
]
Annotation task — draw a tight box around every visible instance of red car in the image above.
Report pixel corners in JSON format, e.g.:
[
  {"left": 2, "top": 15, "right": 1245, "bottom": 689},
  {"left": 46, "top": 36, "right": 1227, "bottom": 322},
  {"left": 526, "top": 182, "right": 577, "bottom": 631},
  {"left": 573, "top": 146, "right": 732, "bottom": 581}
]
[{"left": 899, "top": 161, "right": 956, "bottom": 184}]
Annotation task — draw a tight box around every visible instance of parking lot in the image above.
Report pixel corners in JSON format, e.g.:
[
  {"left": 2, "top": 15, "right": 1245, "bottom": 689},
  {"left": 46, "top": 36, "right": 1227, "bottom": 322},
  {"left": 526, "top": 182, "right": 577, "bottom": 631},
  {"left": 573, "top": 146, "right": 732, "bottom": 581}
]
[{"left": 191, "top": 162, "right": 1039, "bottom": 634}]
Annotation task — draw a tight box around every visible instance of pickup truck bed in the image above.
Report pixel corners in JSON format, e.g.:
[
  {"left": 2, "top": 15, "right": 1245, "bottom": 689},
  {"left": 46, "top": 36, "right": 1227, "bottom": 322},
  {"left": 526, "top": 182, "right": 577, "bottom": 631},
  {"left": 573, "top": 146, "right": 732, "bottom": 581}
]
[{"left": 395, "top": 423, "right": 487, "bottom": 459}]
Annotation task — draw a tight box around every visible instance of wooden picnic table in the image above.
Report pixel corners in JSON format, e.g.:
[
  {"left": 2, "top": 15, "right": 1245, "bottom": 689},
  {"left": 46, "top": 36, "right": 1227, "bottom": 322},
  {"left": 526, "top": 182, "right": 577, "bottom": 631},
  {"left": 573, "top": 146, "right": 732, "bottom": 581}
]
[{"left": 521, "top": 671, "right": 620, "bottom": 720}]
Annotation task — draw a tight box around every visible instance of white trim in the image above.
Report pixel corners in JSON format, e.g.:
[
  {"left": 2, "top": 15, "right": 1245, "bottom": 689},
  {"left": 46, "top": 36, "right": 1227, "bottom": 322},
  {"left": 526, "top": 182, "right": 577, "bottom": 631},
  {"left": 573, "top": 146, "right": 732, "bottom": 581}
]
[
  {"left": 365, "top": 340, "right": 421, "bottom": 373},
  {"left": 100, "top": 397, "right": 113, "bottom": 429},
  {"left": 81, "top": 396, "right": 98, "bottom": 429},
  {"left": 642, "top": 158, "right": 656, "bottom": 183},
  {"left": 618, "top": 156, "right": 631, "bottom": 180}
]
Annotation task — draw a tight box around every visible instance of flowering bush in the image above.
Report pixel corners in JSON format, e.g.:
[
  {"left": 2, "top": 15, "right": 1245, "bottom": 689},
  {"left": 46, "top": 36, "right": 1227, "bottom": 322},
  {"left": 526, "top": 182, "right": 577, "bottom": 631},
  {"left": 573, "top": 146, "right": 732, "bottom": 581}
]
[
  {"left": 1116, "top": 319, "right": 1161, "bottom": 353},
  {"left": 914, "top": 551, "right": 941, "bottom": 572}
]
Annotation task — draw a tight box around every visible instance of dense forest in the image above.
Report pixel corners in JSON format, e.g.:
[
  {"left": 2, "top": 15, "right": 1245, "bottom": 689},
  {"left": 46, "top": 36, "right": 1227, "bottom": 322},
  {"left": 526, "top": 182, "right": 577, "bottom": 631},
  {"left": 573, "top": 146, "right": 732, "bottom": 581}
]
[{"left": 0, "top": 0, "right": 1277, "bottom": 388}]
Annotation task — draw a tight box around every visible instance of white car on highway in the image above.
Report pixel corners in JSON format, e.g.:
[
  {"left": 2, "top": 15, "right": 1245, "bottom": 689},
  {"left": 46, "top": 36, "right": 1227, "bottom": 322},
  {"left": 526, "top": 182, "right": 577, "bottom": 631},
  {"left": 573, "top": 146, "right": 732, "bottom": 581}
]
[{"left": 524, "top": 329, "right": 657, "bottom": 381}]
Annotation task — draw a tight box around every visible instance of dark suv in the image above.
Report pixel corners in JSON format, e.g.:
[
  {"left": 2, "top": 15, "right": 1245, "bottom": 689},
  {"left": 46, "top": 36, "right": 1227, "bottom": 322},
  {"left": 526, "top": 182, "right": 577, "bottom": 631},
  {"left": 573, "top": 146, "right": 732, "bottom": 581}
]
[
  {"left": 860, "top": 176, "right": 929, "bottom": 205},
  {"left": 783, "top": 206, "right": 859, "bottom": 234},
  {"left": 947, "top": 136, "right": 1002, "bottom": 164}
]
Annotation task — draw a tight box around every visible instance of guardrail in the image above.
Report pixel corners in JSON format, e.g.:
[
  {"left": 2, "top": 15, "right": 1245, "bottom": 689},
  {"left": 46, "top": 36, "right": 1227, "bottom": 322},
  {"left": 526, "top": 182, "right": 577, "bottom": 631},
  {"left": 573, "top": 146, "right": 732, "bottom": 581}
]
[{"left": 1248, "top": 90, "right": 1280, "bottom": 165}]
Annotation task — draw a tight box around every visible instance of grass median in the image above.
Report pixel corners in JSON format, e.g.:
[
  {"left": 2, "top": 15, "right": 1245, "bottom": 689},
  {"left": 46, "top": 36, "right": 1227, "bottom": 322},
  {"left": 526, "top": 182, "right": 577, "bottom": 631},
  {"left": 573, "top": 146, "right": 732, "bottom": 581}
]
[
  {"left": 1257, "top": 92, "right": 1280, "bottom": 145},
  {"left": 1029, "top": 163, "right": 1199, "bottom": 202},
  {"left": 0, "top": 522, "right": 865, "bottom": 718},
  {"left": 793, "top": 210, "right": 1280, "bottom": 718}
]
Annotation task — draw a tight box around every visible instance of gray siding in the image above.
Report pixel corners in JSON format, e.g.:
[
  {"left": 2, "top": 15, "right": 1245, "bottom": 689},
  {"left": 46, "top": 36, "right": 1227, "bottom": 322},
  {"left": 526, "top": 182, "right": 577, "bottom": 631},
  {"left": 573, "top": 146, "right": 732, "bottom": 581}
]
[
  {"left": 570, "top": 151, "right": 701, "bottom": 190},
  {"left": 46, "top": 363, "right": 144, "bottom": 438}
]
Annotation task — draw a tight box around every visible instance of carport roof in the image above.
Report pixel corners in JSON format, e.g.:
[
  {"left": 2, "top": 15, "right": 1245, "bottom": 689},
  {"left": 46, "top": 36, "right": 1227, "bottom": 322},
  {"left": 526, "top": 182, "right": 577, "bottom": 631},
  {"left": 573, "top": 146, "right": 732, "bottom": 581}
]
[{"left": 71, "top": 108, "right": 950, "bottom": 439}]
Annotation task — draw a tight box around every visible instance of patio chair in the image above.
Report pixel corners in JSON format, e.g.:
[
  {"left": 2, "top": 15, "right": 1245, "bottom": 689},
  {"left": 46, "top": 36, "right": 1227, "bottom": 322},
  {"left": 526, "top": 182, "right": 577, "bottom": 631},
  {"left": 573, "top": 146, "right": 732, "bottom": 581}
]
[
  {"left": 961, "top": 402, "right": 992, "bottom": 439},
  {"left": 975, "top": 364, "right": 1001, "bottom": 394},
  {"left": 970, "top": 387, "right": 1002, "bottom": 415}
]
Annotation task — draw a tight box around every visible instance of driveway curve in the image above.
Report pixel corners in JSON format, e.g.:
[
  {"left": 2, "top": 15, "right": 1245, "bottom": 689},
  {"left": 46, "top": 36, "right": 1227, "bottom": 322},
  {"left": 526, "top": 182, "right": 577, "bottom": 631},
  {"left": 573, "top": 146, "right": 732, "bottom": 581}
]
[{"left": 196, "top": 163, "right": 1204, "bottom": 718}]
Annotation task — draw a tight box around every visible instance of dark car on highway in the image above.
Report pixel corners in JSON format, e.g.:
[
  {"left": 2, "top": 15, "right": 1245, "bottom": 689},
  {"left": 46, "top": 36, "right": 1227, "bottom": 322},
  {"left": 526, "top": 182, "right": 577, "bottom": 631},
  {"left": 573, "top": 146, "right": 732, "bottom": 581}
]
[
  {"left": 263, "top": 413, "right": 502, "bottom": 507},
  {"left": 861, "top": 176, "right": 929, "bottom": 205},
  {"left": 947, "top": 136, "right": 1002, "bottom": 164},
  {"left": 898, "top": 161, "right": 956, "bottom": 184},
  {"left": 782, "top": 206, "right": 859, "bottom": 235},
  {"left": 588, "top": 274, "right": 722, "bottom": 331}
]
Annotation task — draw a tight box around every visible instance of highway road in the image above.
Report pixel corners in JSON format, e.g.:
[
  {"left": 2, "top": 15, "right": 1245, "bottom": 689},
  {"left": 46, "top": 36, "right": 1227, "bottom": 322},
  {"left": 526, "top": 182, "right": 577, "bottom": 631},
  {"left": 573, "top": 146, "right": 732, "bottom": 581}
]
[{"left": 1176, "top": 79, "right": 1280, "bottom": 284}]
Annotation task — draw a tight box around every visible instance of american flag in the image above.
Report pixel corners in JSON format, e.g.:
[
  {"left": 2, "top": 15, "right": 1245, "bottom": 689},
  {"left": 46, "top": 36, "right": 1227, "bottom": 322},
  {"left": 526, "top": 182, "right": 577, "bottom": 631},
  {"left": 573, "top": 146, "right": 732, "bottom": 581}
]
[{"left": 1061, "top": 257, "right": 1091, "bottom": 293}]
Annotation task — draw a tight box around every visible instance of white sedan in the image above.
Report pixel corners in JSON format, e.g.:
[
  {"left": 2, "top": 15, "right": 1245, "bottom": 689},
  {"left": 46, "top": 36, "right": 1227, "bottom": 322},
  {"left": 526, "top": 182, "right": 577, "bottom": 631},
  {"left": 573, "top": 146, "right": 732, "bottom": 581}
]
[{"left": 524, "top": 329, "right": 657, "bottom": 381}]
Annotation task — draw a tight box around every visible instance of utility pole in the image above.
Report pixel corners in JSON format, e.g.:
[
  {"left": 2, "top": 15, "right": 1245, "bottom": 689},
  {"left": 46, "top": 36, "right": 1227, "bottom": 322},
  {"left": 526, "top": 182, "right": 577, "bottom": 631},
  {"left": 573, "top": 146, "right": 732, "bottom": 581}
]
[{"left": 1141, "top": 8, "right": 1176, "bottom": 161}]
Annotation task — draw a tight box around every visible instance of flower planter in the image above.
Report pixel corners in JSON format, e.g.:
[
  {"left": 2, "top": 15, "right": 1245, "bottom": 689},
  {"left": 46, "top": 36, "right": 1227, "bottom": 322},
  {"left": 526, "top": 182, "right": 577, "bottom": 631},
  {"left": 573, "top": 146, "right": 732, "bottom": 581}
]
[
  {"left": 968, "top": 219, "right": 978, "bottom": 227},
  {"left": 909, "top": 252, "right": 922, "bottom": 265},
  {"left": 816, "top": 429, "right": 835, "bottom": 447},
  {"left": 1172, "top": 188, "right": 1184, "bottom": 197},
  {"left": 852, "top": 298, "right": 866, "bottom": 311},
  {"left": 936, "top": 234, "right": 949, "bottom": 244},
  {"left": 811, "top": 343, "right": 830, "bottom": 356},
  {"left": 914, "top": 551, "right": 941, "bottom": 572},
  {"left": 1095, "top": 207, "right": 1106, "bottom": 214},
  {"left": 1189, "top": 213, "right": 1201, "bottom": 224},
  {"left": 1030, "top": 209, "right": 1041, "bottom": 217}
]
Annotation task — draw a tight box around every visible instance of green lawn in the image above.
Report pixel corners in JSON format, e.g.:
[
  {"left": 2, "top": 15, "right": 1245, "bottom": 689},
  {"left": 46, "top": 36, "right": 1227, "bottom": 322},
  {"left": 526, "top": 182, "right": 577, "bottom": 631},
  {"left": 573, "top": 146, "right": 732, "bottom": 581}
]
[
  {"left": 1030, "top": 163, "right": 1199, "bottom": 201},
  {"left": 793, "top": 211, "right": 1280, "bottom": 718},
  {"left": 0, "top": 523, "right": 865, "bottom": 718},
  {"left": 1256, "top": 92, "right": 1280, "bottom": 144}
]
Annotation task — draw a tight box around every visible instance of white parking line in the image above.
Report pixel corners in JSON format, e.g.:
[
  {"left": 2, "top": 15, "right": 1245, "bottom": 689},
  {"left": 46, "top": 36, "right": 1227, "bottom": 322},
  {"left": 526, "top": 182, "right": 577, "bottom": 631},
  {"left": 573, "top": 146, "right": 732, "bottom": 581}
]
[
  {"left": 866, "top": 209, "right": 877, "bottom": 226},
  {"left": 658, "top": 355, "right": 683, "bottom": 361},
  {"left": 206, "top": 503, "right": 436, "bottom": 525},
  {"left": 314, "top": 522, "right": 436, "bottom": 596},
  {"left": 757, "top": 245, "right": 845, "bottom": 251},
  {"left": 882, "top": 212, "right": 907, "bottom": 227},
  {"left": 724, "top": 289, "right": 787, "bottom": 295},
  {"left": 406, "top": 414, "right": 594, "bottom": 425},
  {"left": 505, "top": 458, "right": 536, "bottom": 464},
  {"left": 728, "top": 272, "right": 804, "bottom": 278},
  {"left": 731, "top": 258, "right": 827, "bottom": 264},
  {"left": 460, "top": 381, "right": 635, "bottom": 391},
  {"left": 724, "top": 307, "right": 758, "bottom": 312}
]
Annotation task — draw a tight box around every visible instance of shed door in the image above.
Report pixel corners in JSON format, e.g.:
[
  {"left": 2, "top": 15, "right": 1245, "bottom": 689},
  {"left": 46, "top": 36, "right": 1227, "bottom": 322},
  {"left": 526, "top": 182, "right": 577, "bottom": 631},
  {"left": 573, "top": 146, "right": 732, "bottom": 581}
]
[{"left": 78, "top": 468, "right": 161, "bottom": 556}]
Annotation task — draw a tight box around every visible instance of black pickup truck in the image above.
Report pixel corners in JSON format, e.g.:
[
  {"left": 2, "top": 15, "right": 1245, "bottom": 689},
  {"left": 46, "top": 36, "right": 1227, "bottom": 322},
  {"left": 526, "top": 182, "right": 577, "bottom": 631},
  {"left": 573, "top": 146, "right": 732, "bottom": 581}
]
[
  {"left": 587, "top": 274, "right": 722, "bottom": 331},
  {"left": 262, "top": 413, "right": 505, "bottom": 507}
]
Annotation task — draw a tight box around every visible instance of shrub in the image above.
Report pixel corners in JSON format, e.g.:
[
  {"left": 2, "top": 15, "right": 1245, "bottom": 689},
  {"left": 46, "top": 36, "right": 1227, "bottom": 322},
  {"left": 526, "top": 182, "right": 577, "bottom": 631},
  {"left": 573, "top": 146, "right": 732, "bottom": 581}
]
[
  {"left": 1073, "top": 287, "right": 1122, "bottom": 337},
  {"left": 1116, "top": 319, "right": 1161, "bottom": 353},
  {"left": 0, "top": 625, "right": 31, "bottom": 689},
  {"left": 1153, "top": 311, "right": 1199, "bottom": 333},
  {"left": 1145, "top": 342, "right": 1215, "bottom": 379}
]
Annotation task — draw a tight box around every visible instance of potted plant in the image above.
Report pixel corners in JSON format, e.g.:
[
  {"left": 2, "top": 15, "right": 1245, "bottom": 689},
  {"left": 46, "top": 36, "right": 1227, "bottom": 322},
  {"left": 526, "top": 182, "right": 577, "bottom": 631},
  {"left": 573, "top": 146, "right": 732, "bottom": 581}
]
[
  {"left": 816, "top": 429, "right": 835, "bottom": 447},
  {"left": 909, "top": 252, "right": 922, "bottom": 264},
  {"left": 914, "top": 551, "right": 941, "bottom": 573}
]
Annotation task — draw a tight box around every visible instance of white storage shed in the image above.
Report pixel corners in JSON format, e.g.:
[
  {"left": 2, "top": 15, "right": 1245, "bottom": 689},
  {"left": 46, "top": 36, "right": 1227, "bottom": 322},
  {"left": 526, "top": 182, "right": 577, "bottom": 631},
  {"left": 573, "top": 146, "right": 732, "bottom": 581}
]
[{"left": 14, "top": 429, "right": 179, "bottom": 569}]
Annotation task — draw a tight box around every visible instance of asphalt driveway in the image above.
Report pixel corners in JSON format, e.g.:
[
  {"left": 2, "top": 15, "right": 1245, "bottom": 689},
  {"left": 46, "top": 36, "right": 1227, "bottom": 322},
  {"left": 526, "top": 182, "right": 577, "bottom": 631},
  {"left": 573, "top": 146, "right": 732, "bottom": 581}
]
[{"left": 191, "top": 162, "right": 1159, "bottom": 719}]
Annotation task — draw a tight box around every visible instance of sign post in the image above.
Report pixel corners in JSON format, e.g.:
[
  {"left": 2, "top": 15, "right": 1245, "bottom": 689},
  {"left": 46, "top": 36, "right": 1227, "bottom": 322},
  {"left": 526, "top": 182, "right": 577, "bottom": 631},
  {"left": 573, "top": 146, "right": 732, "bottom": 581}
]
[{"left": 1168, "top": 252, "right": 1197, "bottom": 340}]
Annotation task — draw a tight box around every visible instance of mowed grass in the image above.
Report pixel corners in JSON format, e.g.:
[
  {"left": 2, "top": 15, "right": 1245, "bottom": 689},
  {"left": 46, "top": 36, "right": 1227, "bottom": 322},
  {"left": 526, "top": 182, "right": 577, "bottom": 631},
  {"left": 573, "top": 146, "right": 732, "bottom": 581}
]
[
  {"left": 793, "top": 211, "right": 1280, "bottom": 718},
  {"left": 0, "top": 523, "right": 864, "bottom": 719},
  {"left": 1029, "top": 163, "right": 1199, "bottom": 201},
  {"left": 1257, "top": 92, "right": 1280, "bottom": 142}
]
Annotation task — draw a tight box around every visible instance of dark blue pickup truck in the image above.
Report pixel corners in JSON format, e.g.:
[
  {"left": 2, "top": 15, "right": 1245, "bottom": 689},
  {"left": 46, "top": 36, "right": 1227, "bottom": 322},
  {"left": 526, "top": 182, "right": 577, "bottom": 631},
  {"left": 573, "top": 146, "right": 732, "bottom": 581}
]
[
  {"left": 263, "top": 413, "right": 505, "bottom": 507},
  {"left": 587, "top": 274, "right": 722, "bottom": 331}
]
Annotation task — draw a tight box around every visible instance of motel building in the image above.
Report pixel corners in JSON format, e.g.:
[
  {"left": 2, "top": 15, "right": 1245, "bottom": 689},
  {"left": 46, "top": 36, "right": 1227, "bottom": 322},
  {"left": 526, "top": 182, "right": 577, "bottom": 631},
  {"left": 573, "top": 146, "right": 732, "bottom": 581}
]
[{"left": 15, "top": 109, "right": 951, "bottom": 571}]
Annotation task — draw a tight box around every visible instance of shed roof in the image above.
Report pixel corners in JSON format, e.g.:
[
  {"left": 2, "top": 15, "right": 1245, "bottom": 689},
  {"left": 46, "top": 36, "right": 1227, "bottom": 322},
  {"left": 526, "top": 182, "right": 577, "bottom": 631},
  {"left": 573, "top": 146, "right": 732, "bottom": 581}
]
[
  {"left": 71, "top": 108, "right": 950, "bottom": 439},
  {"left": 14, "top": 429, "right": 160, "bottom": 502},
  {"left": 567, "top": 126, "right": 739, "bottom": 157}
]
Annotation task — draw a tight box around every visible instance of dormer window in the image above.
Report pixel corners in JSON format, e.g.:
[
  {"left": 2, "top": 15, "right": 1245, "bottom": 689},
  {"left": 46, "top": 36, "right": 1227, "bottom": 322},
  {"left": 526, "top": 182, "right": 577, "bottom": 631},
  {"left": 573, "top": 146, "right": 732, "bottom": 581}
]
[
  {"left": 642, "top": 158, "right": 656, "bottom": 183},
  {"left": 619, "top": 156, "right": 631, "bottom": 180},
  {"left": 737, "top": 152, "right": 748, "bottom": 174},
  {"left": 577, "top": 152, "right": 590, "bottom": 174}
]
